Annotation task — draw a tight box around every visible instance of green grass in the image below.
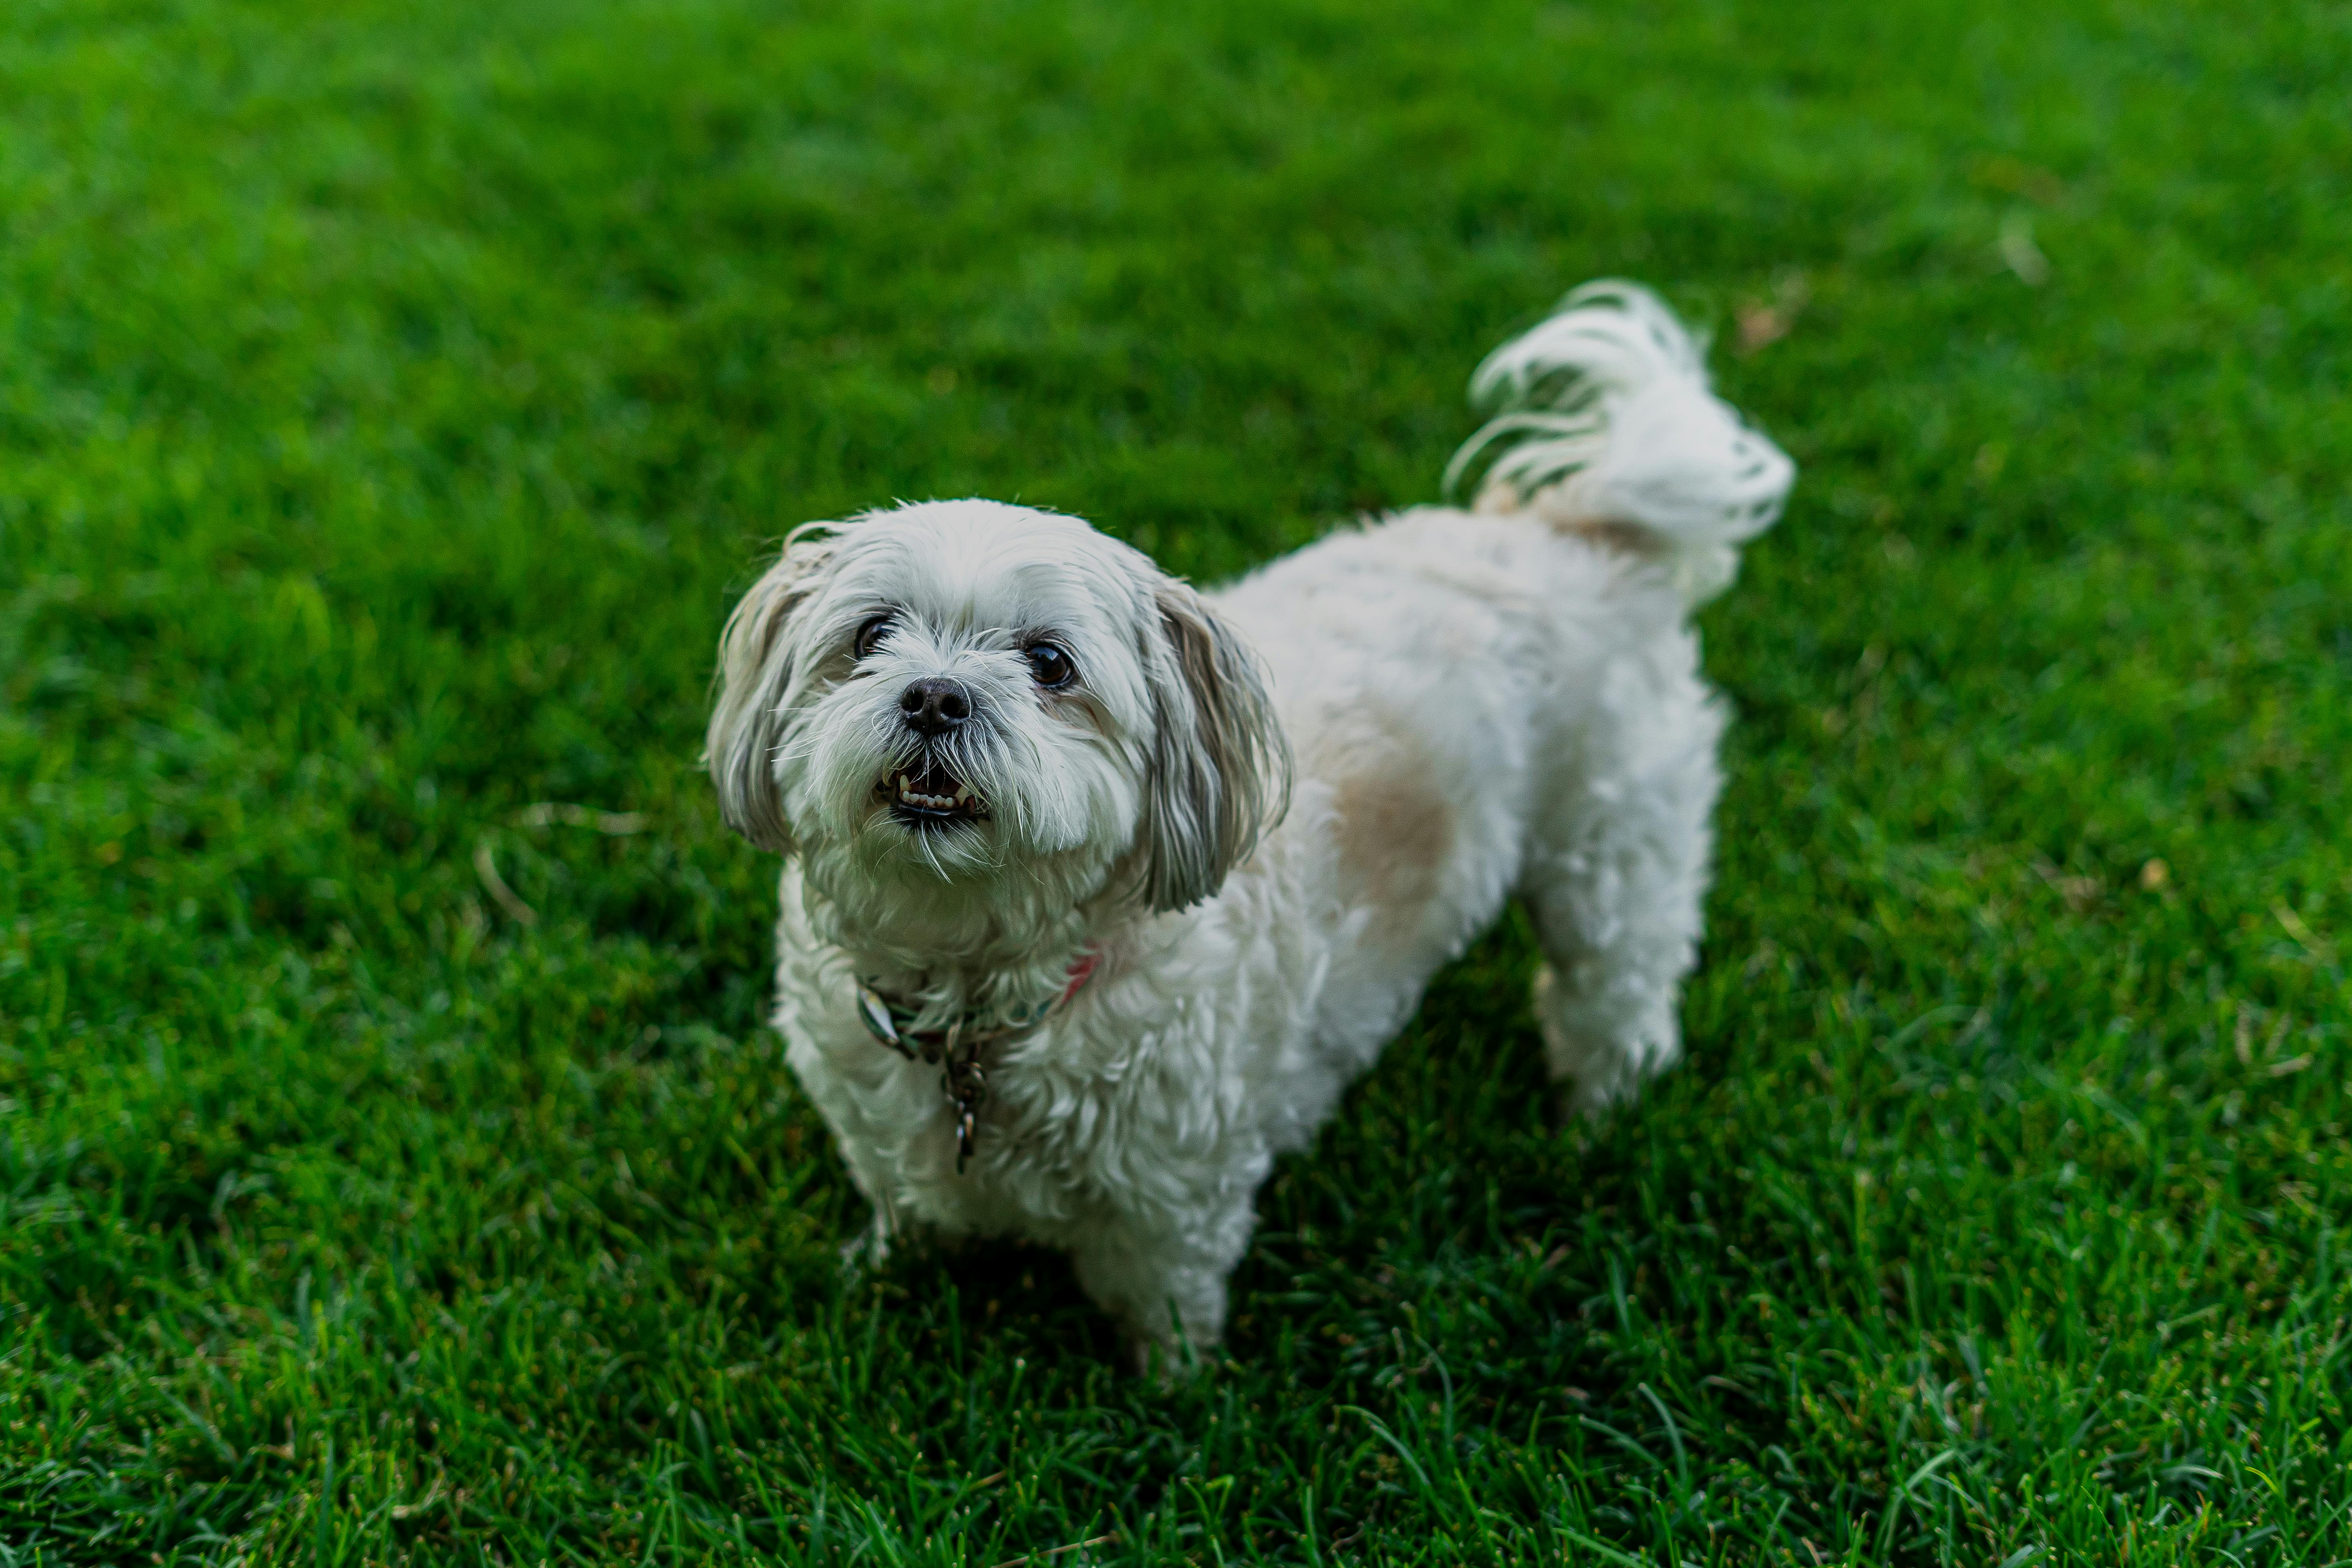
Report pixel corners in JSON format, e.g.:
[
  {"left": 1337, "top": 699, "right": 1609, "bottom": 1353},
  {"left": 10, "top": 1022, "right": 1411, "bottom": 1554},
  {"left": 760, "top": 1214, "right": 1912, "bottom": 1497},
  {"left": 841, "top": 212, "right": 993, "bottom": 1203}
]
[{"left": 3, "top": 0, "right": 2350, "bottom": 1560}]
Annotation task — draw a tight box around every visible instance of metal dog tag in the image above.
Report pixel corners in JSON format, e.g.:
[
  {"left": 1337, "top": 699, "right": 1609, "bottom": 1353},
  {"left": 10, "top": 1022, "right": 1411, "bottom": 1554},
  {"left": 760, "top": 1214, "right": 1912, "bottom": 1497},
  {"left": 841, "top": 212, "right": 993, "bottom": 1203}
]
[{"left": 856, "top": 985, "right": 915, "bottom": 1060}]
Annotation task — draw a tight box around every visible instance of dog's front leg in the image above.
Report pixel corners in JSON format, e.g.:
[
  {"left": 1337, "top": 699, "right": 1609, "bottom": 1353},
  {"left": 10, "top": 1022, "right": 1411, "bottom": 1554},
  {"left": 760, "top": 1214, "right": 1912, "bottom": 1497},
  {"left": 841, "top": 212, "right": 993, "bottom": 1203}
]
[{"left": 1067, "top": 1205, "right": 1247, "bottom": 1376}]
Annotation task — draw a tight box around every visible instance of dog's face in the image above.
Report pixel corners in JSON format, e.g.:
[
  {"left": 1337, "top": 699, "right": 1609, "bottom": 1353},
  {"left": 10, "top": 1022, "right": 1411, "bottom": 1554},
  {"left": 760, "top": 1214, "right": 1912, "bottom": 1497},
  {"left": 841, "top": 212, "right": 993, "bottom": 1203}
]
[{"left": 706, "top": 500, "right": 1287, "bottom": 953}]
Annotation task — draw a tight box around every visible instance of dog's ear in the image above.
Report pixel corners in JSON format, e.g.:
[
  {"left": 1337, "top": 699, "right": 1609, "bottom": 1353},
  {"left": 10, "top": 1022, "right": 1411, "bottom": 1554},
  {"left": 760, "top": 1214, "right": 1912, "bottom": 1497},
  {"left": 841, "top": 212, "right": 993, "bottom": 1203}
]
[
  {"left": 1138, "top": 579, "right": 1291, "bottom": 912},
  {"left": 705, "top": 530, "right": 837, "bottom": 853}
]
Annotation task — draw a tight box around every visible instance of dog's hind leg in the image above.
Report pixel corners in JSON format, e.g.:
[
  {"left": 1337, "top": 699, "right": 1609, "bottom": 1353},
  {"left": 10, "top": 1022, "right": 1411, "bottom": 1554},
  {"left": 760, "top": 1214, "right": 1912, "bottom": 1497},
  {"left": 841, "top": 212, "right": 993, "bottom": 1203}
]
[{"left": 1520, "top": 657, "right": 1725, "bottom": 1116}]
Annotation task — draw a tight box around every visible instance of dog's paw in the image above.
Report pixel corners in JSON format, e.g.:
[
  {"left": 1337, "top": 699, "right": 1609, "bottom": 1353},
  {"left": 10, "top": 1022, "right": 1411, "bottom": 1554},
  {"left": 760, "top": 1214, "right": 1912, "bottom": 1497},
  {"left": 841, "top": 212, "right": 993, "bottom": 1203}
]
[
  {"left": 837, "top": 1216, "right": 895, "bottom": 1275},
  {"left": 1130, "top": 1331, "right": 1212, "bottom": 1385},
  {"left": 1561, "top": 1076, "right": 1636, "bottom": 1126},
  {"left": 1532, "top": 964, "right": 1677, "bottom": 1123}
]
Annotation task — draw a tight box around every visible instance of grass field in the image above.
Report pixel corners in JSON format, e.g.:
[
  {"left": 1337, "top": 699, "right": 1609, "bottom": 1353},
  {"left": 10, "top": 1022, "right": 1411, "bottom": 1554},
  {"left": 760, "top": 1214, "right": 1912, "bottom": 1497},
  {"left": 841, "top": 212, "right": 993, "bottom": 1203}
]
[{"left": 4, "top": 0, "right": 2350, "bottom": 1561}]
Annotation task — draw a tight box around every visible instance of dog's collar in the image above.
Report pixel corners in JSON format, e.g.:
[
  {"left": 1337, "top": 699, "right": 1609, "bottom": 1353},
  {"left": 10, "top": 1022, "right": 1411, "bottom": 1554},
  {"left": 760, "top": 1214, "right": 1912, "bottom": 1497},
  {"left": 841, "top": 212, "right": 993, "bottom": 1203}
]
[{"left": 853, "top": 951, "right": 1101, "bottom": 1173}]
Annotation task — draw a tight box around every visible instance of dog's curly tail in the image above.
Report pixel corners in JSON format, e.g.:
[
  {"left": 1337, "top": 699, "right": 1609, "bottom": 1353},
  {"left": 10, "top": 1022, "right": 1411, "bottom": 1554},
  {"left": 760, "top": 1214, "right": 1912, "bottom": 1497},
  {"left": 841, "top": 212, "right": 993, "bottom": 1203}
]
[{"left": 1442, "top": 280, "right": 1795, "bottom": 604}]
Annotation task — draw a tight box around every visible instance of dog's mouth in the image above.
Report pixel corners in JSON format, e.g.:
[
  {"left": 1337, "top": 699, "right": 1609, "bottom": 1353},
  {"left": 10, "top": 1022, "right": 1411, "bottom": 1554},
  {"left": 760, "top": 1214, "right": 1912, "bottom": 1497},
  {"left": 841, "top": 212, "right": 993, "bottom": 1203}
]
[{"left": 878, "top": 757, "right": 987, "bottom": 825}]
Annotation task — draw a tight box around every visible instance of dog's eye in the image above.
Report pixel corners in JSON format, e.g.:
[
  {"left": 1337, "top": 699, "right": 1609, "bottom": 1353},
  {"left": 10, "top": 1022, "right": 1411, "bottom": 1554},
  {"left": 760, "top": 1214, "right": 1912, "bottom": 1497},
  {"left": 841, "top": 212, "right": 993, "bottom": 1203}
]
[
  {"left": 1024, "top": 642, "right": 1076, "bottom": 689},
  {"left": 852, "top": 613, "right": 895, "bottom": 661}
]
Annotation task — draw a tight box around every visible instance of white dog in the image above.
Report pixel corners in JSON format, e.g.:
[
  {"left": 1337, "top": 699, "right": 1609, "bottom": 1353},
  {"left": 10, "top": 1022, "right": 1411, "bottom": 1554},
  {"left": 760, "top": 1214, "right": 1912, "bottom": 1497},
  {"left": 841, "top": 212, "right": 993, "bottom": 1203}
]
[{"left": 705, "top": 282, "right": 1793, "bottom": 1364}]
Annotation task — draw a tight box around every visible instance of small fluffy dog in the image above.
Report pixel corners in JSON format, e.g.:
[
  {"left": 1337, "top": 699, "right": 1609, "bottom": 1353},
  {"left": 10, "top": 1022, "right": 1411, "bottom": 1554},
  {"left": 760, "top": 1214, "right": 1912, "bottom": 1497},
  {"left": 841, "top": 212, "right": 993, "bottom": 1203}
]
[{"left": 706, "top": 282, "right": 1793, "bottom": 1363}]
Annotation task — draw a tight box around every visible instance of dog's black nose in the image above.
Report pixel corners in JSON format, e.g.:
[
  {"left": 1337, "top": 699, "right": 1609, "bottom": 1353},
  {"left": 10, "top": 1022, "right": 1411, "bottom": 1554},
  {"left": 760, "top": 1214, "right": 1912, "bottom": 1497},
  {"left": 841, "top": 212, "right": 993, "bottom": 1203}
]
[{"left": 899, "top": 677, "right": 971, "bottom": 735}]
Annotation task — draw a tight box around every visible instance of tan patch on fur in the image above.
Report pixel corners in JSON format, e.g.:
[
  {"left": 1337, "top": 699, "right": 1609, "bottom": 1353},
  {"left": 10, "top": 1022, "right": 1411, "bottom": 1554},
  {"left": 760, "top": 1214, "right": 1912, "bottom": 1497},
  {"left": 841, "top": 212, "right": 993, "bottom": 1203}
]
[
  {"left": 1331, "top": 743, "right": 1453, "bottom": 947},
  {"left": 1475, "top": 477, "right": 1667, "bottom": 559},
  {"left": 1562, "top": 519, "right": 1661, "bottom": 556}
]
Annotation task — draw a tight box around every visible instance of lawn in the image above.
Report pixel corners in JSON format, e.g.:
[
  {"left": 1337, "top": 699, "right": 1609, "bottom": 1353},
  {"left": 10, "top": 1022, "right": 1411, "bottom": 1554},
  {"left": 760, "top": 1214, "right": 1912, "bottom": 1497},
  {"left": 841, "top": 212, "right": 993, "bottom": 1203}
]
[{"left": 3, "top": 0, "right": 2350, "bottom": 1561}]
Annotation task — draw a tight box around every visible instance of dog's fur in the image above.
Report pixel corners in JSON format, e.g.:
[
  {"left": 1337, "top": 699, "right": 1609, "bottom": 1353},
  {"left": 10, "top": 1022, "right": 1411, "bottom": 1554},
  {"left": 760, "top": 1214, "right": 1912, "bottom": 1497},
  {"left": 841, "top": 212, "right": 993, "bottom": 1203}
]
[{"left": 706, "top": 282, "right": 1794, "bottom": 1363}]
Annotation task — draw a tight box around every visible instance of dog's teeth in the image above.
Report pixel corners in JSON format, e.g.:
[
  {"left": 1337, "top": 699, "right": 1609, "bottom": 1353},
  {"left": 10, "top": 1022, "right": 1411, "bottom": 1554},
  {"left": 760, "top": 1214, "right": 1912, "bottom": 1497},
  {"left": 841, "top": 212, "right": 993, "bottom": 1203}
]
[{"left": 887, "top": 770, "right": 976, "bottom": 815}]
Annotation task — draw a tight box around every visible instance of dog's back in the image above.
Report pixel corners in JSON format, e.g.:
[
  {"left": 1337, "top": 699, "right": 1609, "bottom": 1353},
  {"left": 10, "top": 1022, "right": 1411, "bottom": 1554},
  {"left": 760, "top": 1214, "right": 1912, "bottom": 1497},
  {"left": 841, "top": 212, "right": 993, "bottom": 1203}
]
[{"left": 1207, "top": 283, "right": 1793, "bottom": 1116}]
